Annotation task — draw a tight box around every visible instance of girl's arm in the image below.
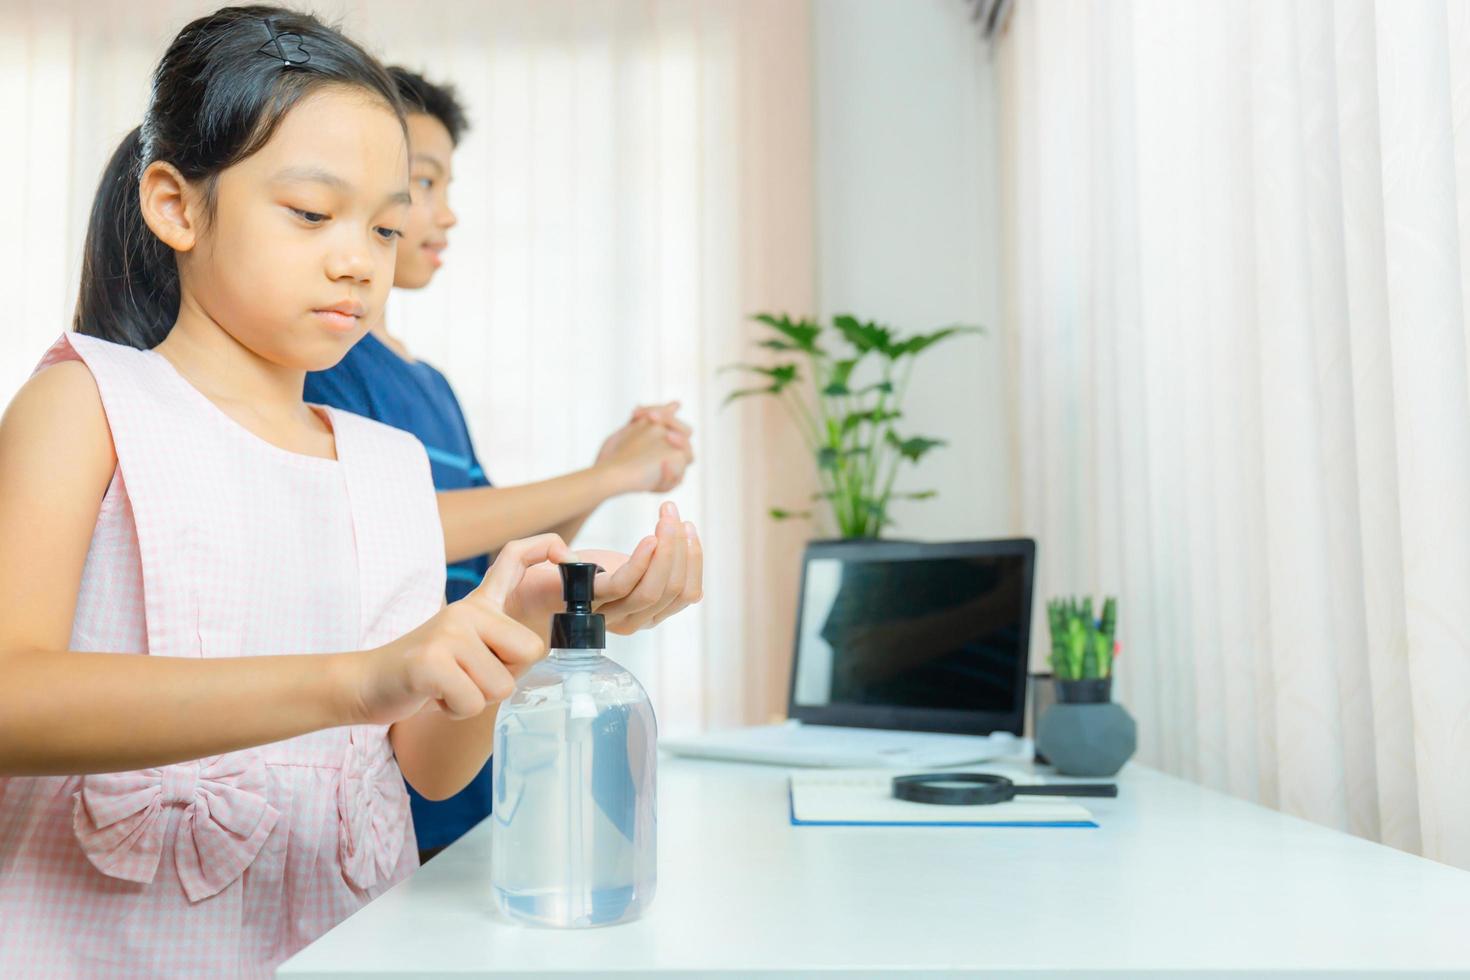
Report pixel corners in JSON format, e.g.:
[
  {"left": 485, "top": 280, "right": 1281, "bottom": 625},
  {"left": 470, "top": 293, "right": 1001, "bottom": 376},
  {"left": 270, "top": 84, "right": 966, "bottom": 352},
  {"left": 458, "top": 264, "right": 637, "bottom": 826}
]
[
  {"left": 0, "top": 364, "right": 533, "bottom": 777},
  {"left": 0, "top": 363, "right": 342, "bottom": 772},
  {"left": 0, "top": 648, "right": 365, "bottom": 776}
]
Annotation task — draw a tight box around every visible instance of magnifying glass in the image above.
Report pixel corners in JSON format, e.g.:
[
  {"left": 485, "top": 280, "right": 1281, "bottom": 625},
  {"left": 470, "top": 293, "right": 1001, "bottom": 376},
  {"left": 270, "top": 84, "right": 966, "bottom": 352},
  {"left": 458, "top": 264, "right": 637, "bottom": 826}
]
[{"left": 892, "top": 772, "right": 1118, "bottom": 806}]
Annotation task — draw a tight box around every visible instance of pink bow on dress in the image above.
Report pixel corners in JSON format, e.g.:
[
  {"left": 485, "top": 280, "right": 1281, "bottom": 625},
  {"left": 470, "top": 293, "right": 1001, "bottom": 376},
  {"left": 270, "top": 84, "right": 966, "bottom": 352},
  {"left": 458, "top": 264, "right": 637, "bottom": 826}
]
[
  {"left": 72, "top": 753, "right": 281, "bottom": 903},
  {"left": 337, "top": 727, "right": 410, "bottom": 891}
]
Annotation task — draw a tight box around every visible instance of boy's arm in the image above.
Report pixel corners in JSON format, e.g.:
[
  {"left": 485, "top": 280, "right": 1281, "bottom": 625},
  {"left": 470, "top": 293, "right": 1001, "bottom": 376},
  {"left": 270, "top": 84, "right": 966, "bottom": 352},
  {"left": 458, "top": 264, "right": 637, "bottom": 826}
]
[
  {"left": 547, "top": 512, "right": 595, "bottom": 546},
  {"left": 438, "top": 466, "right": 638, "bottom": 564},
  {"left": 538, "top": 404, "right": 694, "bottom": 546},
  {"left": 439, "top": 414, "right": 692, "bottom": 562}
]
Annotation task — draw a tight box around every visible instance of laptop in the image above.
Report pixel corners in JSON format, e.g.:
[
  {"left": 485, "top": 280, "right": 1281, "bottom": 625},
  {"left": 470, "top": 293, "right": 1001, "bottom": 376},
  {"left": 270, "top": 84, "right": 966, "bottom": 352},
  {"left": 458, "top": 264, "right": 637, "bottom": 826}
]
[{"left": 660, "top": 537, "right": 1037, "bottom": 768}]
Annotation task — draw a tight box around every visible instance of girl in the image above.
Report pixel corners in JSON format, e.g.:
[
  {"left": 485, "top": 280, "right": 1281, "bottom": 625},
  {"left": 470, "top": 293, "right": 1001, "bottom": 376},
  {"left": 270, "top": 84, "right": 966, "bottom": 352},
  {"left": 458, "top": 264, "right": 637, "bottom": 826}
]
[{"left": 0, "top": 6, "right": 701, "bottom": 978}]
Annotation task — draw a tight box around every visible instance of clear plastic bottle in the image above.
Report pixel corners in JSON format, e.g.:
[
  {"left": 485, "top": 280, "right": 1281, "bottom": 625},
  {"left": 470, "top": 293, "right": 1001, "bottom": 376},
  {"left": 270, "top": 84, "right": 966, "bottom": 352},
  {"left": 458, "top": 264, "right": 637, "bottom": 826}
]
[{"left": 491, "top": 563, "right": 658, "bottom": 928}]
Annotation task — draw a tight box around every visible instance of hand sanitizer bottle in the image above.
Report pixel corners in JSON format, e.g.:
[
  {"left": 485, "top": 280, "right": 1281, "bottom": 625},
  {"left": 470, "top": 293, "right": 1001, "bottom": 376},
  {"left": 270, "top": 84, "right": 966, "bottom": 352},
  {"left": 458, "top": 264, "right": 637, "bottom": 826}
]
[{"left": 491, "top": 562, "right": 658, "bottom": 927}]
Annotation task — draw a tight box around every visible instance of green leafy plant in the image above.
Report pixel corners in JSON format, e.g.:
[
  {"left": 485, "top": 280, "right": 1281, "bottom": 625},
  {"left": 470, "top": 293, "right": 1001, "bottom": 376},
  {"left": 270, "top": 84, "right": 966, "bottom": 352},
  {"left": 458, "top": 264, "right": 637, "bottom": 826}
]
[
  {"left": 722, "top": 312, "right": 981, "bottom": 538},
  {"left": 1046, "top": 596, "right": 1119, "bottom": 680}
]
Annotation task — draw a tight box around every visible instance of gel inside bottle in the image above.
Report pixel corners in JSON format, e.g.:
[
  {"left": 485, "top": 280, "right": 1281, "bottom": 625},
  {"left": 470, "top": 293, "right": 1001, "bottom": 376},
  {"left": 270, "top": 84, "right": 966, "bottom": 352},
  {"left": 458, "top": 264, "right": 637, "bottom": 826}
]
[{"left": 491, "top": 562, "right": 658, "bottom": 927}]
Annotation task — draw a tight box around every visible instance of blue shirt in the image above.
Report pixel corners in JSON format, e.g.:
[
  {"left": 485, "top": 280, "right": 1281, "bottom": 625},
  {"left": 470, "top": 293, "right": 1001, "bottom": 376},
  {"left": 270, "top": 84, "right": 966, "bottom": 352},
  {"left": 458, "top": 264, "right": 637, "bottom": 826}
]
[{"left": 305, "top": 331, "right": 493, "bottom": 851}]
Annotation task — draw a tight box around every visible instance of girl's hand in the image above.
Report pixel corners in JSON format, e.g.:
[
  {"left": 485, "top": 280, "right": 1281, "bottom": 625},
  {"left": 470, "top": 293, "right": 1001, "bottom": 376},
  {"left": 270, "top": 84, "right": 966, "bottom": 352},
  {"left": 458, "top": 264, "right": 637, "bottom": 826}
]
[
  {"left": 348, "top": 534, "right": 574, "bottom": 725},
  {"left": 591, "top": 501, "right": 703, "bottom": 633},
  {"left": 501, "top": 502, "right": 704, "bottom": 638}
]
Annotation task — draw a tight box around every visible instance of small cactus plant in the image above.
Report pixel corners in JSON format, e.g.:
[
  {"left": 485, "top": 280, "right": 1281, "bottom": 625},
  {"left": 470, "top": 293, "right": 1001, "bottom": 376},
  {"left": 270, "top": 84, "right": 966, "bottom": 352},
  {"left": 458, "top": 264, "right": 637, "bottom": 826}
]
[{"left": 1046, "top": 596, "right": 1118, "bottom": 680}]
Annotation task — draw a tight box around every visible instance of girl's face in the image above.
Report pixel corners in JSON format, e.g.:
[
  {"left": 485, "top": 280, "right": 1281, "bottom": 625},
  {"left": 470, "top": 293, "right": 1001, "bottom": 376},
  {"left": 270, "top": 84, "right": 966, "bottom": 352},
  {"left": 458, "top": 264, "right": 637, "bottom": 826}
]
[
  {"left": 394, "top": 113, "right": 458, "bottom": 290},
  {"left": 179, "top": 85, "right": 410, "bottom": 372}
]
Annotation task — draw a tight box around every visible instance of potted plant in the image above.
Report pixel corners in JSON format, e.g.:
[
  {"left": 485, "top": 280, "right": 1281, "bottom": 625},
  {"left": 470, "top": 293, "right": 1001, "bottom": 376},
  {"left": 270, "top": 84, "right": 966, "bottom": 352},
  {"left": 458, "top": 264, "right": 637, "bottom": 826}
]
[
  {"left": 1037, "top": 596, "right": 1136, "bottom": 777},
  {"left": 1046, "top": 596, "right": 1118, "bottom": 702},
  {"left": 722, "top": 312, "right": 981, "bottom": 539}
]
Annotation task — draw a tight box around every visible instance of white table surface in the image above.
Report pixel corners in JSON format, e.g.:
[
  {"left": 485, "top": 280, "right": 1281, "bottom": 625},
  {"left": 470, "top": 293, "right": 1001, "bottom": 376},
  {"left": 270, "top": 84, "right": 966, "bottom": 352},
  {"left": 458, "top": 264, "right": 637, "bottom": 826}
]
[{"left": 279, "top": 754, "right": 1470, "bottom": 978}]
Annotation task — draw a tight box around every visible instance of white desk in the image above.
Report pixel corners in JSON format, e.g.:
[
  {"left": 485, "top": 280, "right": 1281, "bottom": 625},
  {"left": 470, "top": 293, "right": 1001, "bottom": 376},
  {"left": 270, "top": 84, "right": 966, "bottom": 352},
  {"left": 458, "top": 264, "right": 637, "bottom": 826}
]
[{"left": 280, "top": 755, "right": 1470, "bottom": 977}]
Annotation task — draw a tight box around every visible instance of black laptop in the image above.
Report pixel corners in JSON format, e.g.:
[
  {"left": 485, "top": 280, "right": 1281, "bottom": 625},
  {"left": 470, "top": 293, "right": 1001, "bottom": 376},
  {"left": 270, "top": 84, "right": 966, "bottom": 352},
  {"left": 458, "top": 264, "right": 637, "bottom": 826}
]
[{"left": 660, "top": 538, "right": 1036, "bottom": 767}]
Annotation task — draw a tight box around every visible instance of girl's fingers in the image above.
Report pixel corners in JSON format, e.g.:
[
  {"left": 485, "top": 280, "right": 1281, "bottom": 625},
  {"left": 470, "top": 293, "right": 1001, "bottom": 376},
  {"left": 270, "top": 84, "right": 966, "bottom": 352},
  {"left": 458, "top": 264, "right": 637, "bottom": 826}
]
[
  {"left": 638, "top": 520, "right": 688, "bottom": 627},
  {"left": 595, "top": 536, "right": 657, "bottom": 604},
  {"left": 678, "top": 521, "right": 705, "bottom": 604},
  {"left": 452, "top": 642, "right": 515, "bottom": 706},
  {"left": 465, "top": 607, "right": 546, "bottom": 681},
  {"left": 601, "top": 504, "right": 680, "bottom": 620},
  {"left": 473, "top": 533, "right": 573, "bottom": 609},
  {"left": 653, "top": 522, "right": 703, "bottom": 626},
  {"left": 619, "top": 518, "right": 679, "bottom": 618},
  {"left": 432, "top": 658, "right": 489, "bottom": 720}
]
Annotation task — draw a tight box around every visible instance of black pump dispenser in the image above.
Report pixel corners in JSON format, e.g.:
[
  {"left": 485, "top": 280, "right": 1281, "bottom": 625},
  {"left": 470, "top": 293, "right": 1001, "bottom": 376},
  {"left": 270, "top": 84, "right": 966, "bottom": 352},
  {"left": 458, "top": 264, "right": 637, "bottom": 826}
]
[{"left": 550, "top": 562, "right": 605, "bottom": 650}]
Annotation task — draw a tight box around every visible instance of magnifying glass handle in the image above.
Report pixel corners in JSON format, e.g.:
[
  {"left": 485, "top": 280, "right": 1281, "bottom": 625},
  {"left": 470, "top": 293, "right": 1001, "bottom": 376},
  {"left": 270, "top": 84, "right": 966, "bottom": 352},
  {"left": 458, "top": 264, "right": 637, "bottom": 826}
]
[{"left": 1019, "top": 783, "right": 1118, "bottom": 798}]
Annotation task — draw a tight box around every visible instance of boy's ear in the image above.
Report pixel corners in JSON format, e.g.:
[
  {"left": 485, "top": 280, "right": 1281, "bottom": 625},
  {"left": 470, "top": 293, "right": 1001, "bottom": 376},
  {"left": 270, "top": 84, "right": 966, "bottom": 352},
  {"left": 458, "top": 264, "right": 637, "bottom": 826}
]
[{"left": 138, "top": 160, "right": 203, "bottom": 253}]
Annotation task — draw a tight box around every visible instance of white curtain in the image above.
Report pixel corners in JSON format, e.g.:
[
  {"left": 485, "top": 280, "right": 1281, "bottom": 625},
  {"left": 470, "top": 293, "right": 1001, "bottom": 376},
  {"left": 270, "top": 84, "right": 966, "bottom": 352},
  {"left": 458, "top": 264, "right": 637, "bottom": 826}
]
[
  {"left": 1, "top": 0, "right": 818, "bottom": 734},
  {"left": 999, "top": 0, "right": 1470, "bottom": 869}
]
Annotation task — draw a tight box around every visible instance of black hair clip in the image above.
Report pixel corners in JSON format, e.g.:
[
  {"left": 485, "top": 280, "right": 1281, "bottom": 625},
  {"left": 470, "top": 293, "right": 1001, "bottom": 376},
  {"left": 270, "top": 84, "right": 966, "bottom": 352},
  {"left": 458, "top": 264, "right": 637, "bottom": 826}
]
[{"left": 258, "top": 17, "right": 311, "bottom": 68}]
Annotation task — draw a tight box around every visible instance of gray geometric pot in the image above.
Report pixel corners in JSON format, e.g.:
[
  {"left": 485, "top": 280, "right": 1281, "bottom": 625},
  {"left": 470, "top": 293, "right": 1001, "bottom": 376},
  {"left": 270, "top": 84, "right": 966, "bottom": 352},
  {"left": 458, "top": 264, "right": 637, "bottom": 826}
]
[
  {"left": 1055, "top": 677, "right": 1113, "bottom": 704},
  {"left": 1036, "top": 696, "right": 1136, "bottom": 777}
]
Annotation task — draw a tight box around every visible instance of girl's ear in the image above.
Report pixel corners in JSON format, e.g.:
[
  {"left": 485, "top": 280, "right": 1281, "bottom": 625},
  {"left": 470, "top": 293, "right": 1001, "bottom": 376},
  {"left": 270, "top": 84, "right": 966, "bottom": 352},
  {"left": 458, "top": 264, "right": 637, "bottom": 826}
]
[{"left": 138, "top": 160, "right": 202, "bottom": 253}]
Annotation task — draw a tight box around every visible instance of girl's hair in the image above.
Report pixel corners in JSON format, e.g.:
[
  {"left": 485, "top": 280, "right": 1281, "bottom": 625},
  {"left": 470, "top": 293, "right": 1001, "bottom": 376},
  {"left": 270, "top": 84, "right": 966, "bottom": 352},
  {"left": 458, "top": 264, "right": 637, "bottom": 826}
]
[{"left": 74, "top": 5, "right": 405, "bottom": 350}]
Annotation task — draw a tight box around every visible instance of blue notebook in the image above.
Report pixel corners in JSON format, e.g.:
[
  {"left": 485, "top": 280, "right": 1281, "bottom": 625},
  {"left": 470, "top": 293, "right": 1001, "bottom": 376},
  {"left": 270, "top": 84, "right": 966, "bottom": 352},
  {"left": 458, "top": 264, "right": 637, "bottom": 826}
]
[{"left": 788, "top": 770, "right": 1098, "bottom": 827}]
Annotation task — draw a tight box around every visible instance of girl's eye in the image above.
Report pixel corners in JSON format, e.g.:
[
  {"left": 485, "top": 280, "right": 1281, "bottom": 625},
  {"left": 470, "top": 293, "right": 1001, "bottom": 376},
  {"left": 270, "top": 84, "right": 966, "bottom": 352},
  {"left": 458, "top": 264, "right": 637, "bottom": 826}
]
[
  {"left": 414, "top": 177, "right": 434, "bottom": 191},
  {"left": 291, "top": 208, "right": 328, "bottom": 224},
  {"left": 375, "top": 227, "right": 403, "bottom": 242}
]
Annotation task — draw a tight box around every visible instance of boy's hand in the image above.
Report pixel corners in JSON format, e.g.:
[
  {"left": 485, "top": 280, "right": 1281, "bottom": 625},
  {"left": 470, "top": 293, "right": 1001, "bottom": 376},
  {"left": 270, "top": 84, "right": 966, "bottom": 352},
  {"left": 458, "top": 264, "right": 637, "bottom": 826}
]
[
  {"left": 595, "top": 401, "right": 695, "bottom": 494},
  {"left": 627, "top": 401, "right": 694, "bottom": 449}
]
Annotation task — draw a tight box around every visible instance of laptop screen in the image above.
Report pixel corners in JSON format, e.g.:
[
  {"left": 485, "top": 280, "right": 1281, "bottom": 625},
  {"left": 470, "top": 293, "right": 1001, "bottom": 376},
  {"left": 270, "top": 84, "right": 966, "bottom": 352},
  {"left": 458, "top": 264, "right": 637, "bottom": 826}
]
[{"left": 789, "top": 539, "right": 1035, "bottom": 735}]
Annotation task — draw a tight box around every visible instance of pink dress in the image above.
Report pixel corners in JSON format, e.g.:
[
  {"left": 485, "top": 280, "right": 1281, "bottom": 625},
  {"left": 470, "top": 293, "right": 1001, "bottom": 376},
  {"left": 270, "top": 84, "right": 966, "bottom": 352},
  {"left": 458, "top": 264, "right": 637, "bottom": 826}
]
[{"left": 0, "top": 333, "right": 447, "bottom": 978}]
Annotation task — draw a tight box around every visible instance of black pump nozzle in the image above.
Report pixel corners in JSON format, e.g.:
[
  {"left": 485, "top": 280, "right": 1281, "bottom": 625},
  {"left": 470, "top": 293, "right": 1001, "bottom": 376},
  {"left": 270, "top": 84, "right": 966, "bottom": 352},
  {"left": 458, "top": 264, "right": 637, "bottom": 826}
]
[
  {"left": 560, "top": 562, "right": 600, "bottom": 613},
  {"left": 551, "top": 562, "right": 605, "bottom": 650}
]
